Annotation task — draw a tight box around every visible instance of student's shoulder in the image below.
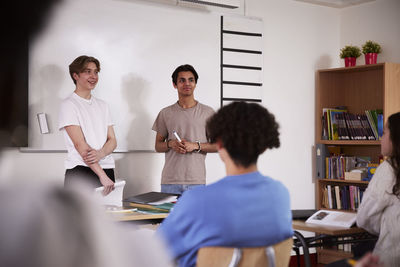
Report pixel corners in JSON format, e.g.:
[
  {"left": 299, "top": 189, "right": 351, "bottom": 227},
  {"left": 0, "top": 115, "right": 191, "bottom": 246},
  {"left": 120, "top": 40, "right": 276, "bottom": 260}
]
[
  {"left": 92, "top": 95, "right": 109, "bottom": 107},
  {"left": 60, "top": 94, "right": 76, "bottom": 108},
  {"left": 369, "top": 160, "right": 395, "bottom": 188},
  {"left": 158, "top": 103, "right": 178, "bottom": 114},
  {"left": 197, "top": 102, "right": 215, "bottom": 117},
  {"left": 177, "top": 185, "right": 210, "bottom": 207},
  {"left": 197, "top": 102, "right": 214, "bottom": 112},
  {"left": 261, "top": 174, "right": 290, "bottom": 195}
]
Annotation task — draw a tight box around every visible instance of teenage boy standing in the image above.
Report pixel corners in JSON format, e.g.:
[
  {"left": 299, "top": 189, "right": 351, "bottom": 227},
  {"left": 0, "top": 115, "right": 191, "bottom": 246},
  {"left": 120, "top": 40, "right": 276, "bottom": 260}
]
[
  {"left": 152, "top": 64, "right": 217, "bottom": 194},
  {"left": 59, "top": 55, "right": 116, "bottom": 195}
]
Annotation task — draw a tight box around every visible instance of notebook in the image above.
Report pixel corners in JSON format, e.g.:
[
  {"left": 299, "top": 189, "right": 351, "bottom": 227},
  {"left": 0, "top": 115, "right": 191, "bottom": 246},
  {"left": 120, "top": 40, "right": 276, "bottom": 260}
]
[
  {"left": 305, "top": 209, "right": 357, "bottom": 228},
  {"left": 123, "top": 191, "right": 180, "bottom": 205}
]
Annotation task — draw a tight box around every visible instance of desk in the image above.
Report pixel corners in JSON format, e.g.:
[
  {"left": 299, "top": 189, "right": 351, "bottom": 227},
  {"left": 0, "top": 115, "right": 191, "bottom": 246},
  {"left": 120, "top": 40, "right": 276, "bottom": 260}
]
[
  {"left": 108, "top": 210, "right": 168, "bottom": 224},
  {"left": 293, "top": 220, "right": 365, "bottom": 236},
  {"left": 292, "top": 220, "right": 376, "bottom": 267}
]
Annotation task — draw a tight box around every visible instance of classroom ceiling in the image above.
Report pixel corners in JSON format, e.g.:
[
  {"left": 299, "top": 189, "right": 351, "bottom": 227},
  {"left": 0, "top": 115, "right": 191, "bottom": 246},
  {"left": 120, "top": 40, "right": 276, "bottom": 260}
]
[{"left": 294, "top": 0, "right": 376, "bottom": 8}]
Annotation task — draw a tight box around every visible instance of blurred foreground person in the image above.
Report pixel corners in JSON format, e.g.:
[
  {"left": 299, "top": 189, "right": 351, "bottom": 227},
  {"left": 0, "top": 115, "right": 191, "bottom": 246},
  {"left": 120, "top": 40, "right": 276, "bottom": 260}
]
[{"left": 0, "top": 182, "right": 173, "bottom": 267}]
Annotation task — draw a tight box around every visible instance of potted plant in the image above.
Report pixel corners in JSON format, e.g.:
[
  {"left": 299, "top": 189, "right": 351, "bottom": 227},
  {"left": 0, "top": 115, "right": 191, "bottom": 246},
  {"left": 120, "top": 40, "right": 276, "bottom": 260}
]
[
  {"left": 362, "top": 40, "right": 382, "bottom": 65},
  {"left": 340, "top": 45, "right": 361, "bottom": 67}
]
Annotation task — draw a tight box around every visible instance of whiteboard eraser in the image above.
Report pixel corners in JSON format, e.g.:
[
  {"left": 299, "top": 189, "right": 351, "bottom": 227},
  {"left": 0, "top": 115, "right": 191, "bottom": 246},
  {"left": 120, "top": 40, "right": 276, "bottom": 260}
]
[{"left": 37, "top": 113, "right": 49, "bottom": 134}]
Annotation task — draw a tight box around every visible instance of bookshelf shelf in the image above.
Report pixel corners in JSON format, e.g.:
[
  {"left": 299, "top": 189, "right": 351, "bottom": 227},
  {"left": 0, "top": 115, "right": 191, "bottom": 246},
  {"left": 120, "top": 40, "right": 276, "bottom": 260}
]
[
  {"left": 318, "top": 179, "right": 369, "bottom": 185},
  {"left": 320, "top": 140, "right": 380, "bottom": 145},
  {"left": 315, "top": 62, "right": 400, "bottom": 264}
]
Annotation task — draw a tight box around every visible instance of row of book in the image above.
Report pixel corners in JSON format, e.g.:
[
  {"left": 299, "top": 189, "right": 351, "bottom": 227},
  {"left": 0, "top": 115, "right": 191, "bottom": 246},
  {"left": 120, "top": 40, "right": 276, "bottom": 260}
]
[
  {"left": 322, "top": 108, "right": 383, "bottom": 140},
  {"left": 321, "top": 185, "right": 366, "bottom": 211},
  {"left": 325, "top": 156, "right": 357, "bottom": 180}
]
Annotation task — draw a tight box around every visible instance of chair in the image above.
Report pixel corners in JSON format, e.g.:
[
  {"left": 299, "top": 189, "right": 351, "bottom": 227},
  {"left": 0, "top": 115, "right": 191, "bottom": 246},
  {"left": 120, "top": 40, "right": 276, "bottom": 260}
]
[{"left": 196, "top": 238, "right": 293, "bottom": 267}]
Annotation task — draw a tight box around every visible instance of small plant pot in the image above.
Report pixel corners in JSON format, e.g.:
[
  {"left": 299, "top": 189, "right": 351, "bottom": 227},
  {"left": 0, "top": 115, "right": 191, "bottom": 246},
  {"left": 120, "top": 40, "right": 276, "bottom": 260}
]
[
  {"left": 344, "top": 57, "right": 356, "bottom": 67},
  {"left": 364, "top": 53, "right": 377, "bottom": 65}
]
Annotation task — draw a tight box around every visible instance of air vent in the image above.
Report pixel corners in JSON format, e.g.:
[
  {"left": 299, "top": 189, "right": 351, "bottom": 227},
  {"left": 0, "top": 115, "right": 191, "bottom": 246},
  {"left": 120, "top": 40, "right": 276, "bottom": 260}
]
[{"left": 179, "top": 0, "right": 239, "bottom": 9}]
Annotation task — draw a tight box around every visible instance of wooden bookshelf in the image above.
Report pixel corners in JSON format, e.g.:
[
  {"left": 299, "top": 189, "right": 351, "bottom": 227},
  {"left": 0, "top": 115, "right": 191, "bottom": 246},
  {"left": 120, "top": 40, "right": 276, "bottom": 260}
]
[{"left": 314, "top": 62, "right": 400, "bottom": 263}]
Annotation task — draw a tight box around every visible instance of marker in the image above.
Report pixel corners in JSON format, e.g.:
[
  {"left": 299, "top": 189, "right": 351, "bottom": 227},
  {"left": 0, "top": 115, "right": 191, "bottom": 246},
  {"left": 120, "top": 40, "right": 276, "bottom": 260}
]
[
  {"left": 347, "top": 259, "right": 357, "bottom": 266},
  {"left": 173, "top": 131, "right": 182, "bottom": 142}
]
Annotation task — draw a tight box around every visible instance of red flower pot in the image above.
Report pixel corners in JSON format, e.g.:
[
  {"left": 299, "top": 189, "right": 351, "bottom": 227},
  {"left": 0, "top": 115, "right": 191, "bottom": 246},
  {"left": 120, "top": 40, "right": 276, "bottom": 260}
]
[
  {"left": 344, "top": 57, "right": 356, "bottom": 67},
  {"left": 365, "top": 53, "right": 377, "bottom": 65}
]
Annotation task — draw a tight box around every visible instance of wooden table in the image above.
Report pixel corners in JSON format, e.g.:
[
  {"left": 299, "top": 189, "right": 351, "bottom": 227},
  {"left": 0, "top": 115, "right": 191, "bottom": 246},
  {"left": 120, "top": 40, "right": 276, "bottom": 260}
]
[{"left": 292, "top": 220, "right": 365, "bottom": 236}]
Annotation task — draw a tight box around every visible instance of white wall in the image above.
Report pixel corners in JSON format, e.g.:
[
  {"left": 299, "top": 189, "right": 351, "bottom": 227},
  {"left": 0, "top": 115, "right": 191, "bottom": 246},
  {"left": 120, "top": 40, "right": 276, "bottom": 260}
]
[
  {"left": 340, "top": 0, "right": 400, "bottom": 65},
  {"left": 246, "top": 0, "right": 340, "bottom": 209},
  {"left": 1, "top": 0, "right": 397, "bottom": 209}
]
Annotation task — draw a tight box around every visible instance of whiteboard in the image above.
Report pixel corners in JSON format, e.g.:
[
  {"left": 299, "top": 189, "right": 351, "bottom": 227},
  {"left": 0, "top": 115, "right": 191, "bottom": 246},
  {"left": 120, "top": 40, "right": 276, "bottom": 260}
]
[{"left": 28, "top": 0, "right": 220, "bottom": 151}]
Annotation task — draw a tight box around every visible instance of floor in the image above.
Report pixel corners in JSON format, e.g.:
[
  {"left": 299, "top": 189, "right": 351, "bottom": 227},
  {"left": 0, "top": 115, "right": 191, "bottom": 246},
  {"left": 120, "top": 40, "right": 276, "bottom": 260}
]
[{"left": 289, "top": 253, "right": 325, "bottom": 267}]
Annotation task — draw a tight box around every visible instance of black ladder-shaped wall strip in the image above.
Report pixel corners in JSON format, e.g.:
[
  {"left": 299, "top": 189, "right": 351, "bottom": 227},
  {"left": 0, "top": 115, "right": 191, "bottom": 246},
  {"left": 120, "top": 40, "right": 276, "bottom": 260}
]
[{"left": 220, "top": 16, "right": 263, "bottom": 107}]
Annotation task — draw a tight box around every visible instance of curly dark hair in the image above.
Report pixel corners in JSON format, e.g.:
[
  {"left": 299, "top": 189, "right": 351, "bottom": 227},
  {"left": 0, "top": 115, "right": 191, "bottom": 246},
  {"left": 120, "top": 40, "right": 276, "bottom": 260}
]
[
  {"left": 388, "top": 112, "right": 400, "bottom": 197},
  {"left": 171, "top": 64, "right": 198, "bottom": 85},
  {"left": 206, "top": 101, "right": 280, "bottom": 167}
]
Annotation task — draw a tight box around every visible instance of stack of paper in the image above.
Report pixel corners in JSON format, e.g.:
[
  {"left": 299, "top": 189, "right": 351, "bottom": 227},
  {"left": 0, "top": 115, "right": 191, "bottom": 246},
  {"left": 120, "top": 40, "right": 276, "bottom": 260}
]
[{"left": 123, "top": 191, "right": 179, "bottom": 213}]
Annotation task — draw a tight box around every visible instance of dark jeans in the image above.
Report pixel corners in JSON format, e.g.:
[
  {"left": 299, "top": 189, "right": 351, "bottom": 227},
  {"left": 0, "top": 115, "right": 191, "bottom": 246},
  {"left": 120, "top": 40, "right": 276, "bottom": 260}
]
[{"left": 65, "top": 165, "right": 115, "bottom": 188}]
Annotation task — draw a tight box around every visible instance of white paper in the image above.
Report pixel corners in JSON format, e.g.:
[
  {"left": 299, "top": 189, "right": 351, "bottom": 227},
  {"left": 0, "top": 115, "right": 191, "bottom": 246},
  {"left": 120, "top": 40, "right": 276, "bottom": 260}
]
[{"left": 94, "top": 180, "right": 126, "bottom": 207}]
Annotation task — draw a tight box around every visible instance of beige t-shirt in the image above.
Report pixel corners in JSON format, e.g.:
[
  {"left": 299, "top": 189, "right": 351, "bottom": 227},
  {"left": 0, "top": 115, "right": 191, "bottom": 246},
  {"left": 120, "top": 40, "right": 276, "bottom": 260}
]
[{"left": 152, "top": 102, "right": 214, "bottom": 185}]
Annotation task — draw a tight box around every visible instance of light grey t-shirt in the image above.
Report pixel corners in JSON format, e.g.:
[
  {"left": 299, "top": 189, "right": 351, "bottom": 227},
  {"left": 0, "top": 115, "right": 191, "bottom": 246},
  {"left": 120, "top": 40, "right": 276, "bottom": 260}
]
[{"left": 152, "top": 101, "right": 214, "bottom": 185}]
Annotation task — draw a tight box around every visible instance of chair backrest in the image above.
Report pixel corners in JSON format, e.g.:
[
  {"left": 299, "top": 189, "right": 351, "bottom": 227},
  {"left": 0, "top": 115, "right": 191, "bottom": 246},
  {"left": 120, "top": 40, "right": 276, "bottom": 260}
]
[{"left": 196, "top": 238, "right": 293, "bottom": 267}]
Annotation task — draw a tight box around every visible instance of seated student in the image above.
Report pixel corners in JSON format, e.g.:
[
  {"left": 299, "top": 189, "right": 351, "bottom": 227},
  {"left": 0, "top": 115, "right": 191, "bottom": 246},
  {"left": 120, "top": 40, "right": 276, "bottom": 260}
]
[
  {"left": 0, "top": 182, "right": 173, "bottom": 267},
  {"left": 356, "top": 111, "right": 400, "bottom": 267},
  {"left": 157, "top": 101, "right": 293, "bottom": 267}
]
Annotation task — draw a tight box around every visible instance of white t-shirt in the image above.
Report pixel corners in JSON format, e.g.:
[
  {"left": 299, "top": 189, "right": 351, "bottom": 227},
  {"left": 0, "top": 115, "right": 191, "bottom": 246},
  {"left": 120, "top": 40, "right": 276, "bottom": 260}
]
[{"left": 59, "top": 93, "right": 115, "bottom": 169}]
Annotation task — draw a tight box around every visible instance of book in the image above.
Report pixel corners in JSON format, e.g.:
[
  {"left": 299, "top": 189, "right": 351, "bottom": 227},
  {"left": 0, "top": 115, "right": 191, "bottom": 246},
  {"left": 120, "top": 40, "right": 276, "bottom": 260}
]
[
  {"left": 367, "top": 163, "right": 379, "bottom": 180},
  {"left": 127, "top": 202, "right": 174, "bottom": 213},
  {"left": 123, "top": 191, "right": 179, "bottom": 212},
  {"left": 336, "top": 113, "right": 350, "bottom": 140},
  {"left": 316, "top": 143, "right": 328, "bottom": 179},
  {"left": 329, "top": 109, "right": 347, "bottom": 140},
  {"left": 322, "top": 187, "right": 329, "bottom": 209},
  {"left": 365, "top": 110, "right": 378, "bottom": 139},
  {"left": 360, "top": 114, "right": 375, "bottom": 140},
  {"left": 123, "top": 191, "right": 179, "bottom": 204},
  {"left": 352, "top": 113, "right": 366, "bottom": 140},
  {"left": 305, "top": 209, "right": 357, "bottom": 228},
  {"left": 327, "top": 185, "right": 333, "bottom": 209},
  {"left": 344, "top": 112, "right": 356, "bottom": 140},
  {"left": 321, "top": 111, "right": 329, "bottom": 140},
  {"left": 335, "top": 186, "right": 341, "bottom": 209},
  {"left": 358, "top": 114, "right": 374, "bottom": 140},
  {"left": 377, "top": 113, "right": 384, "bottom": 139},
  {"left": 323, "top": 108, "right": 332, "bottom": 140},
  {"left": 370, "top": 109, "right": 383, "bottom": 139}
]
